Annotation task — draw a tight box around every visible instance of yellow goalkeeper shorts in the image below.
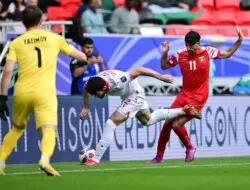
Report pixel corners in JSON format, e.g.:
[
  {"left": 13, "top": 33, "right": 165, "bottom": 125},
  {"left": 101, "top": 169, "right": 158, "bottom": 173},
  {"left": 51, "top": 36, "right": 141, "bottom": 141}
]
[{"left": 12, "top": 92, "right": 58, "bottom": 129}]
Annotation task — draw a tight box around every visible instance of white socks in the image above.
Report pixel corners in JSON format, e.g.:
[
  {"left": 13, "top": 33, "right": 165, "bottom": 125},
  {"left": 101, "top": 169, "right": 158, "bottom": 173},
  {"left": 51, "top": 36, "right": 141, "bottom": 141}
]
[
  {"left": 93, "top": 119, "right": 117, "bottom": 162},
  {"left": 145, "top": 108, "right": 185, "bottom": 126},
  {"left": 0, "top": 159, "right": 5, "bottom": 169}
]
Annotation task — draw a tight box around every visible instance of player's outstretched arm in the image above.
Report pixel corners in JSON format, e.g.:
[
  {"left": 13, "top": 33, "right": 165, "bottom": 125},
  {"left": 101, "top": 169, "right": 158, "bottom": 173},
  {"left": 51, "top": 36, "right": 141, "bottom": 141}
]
[
  {"left": 218, "top": 26, "right": 244, "bottom": 58},
  {"left": 79, "top": 86, "right": 90, "bottom": 120},
  {"left": 161, "top": 41, "right": 171, "bottom": 70},
  {"left": 130, "top": 67, "right": 174, "bottom": 83},
  {"left": 70, "top": 48, "right": 88, "bottom": 65}
]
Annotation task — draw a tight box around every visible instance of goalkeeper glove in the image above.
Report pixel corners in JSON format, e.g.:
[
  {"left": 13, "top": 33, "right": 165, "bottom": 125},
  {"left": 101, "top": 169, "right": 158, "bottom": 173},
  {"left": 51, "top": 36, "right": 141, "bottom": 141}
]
[{"left": 0, "top": 95, "right": 9, "bottom": 121}]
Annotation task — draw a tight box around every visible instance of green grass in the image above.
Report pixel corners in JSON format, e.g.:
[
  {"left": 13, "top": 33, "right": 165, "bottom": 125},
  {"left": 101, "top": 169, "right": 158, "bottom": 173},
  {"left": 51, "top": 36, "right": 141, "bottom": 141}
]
[{"left": 1, "top": 157, "right": 250, "bottom": 190}]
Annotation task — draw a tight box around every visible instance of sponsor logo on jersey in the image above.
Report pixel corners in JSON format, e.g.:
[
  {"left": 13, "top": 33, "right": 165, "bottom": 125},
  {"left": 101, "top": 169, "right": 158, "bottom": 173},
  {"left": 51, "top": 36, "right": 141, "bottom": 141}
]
[
  {"left": 120, "top": 76, "right": 127, "bottom": 83},
  {"left": 199, "top": 56, "right": 205, "bottom": 62}
]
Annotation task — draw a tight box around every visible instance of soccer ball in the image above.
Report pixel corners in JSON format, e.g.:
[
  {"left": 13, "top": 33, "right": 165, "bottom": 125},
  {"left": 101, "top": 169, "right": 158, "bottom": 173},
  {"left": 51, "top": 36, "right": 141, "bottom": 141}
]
[
  {"left": 79, "top": 148, "right": 88, "bottom": 163},
  {"left": 87, "top": 149, "right": 96, "bottom": 159},
  {"left": 79, "top": 148, "right": 96, "bottom": 163}
]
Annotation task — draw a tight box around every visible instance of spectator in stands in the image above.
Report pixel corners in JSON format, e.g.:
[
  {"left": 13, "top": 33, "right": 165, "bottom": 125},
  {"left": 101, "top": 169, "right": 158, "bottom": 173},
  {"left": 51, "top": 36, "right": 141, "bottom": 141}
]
[
  {"left": 81, "top": 0, "right": 108, "bottom": 34},
  {"left": 176, "top": 0, "right": 197, "bottom": 10},
  {"left": 70, "top": 37, "right": 106, "bottom": 95},
  {"left": 77, "top": 0, "right": 88, "bottom": 16},
  {"left": 7, "top": 0, "right": 26, "bottom": 21},
  {"left": 38, "top": 0, "right": 61, "bottom": 13},
  {"left": 26, "top": 0, "right": 48, "bottom": 21},
  {"left": 100, "top": 0, "right": 116, "bottom": 23},
  {"left": 141, "top": 0, "right": 197, "bottom": 13},
  {"left": 0, "top": 0, "right": 8, "bottom": 20},
  {"left": 109, "top": 0, "right": 140, "bottom": 34},
  {"left": 26, "top": 0, "right": 37, "bottom": 6},
  {"left": 138, "top": 1, "right": 154, "bottom": 22}
]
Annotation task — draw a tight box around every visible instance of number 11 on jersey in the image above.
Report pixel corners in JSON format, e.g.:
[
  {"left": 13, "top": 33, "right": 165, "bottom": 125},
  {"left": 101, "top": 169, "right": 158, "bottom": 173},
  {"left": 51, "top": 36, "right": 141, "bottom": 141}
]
[{"left": 189, "top": 60, "right": 196, "bottom": 70}]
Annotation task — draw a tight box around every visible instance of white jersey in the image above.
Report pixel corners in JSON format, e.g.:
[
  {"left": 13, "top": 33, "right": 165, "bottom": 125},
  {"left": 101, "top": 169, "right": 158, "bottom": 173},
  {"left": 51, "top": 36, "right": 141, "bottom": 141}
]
[{"left": 96, "top": 70, "right": 145, "bottom": 100}]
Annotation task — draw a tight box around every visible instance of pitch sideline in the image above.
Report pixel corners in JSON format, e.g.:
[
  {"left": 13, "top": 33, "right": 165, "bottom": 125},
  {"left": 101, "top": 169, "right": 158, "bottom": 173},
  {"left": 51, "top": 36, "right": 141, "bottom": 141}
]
[{"left": 5, "top": 162, "right": 250, "bottom": 176}]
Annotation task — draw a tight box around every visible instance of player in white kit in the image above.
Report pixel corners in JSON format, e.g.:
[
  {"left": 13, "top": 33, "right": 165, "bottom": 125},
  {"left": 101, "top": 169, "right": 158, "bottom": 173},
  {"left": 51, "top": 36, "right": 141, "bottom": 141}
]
[{"left": 79, "top": 67, "right": 201, "bottom": 166}]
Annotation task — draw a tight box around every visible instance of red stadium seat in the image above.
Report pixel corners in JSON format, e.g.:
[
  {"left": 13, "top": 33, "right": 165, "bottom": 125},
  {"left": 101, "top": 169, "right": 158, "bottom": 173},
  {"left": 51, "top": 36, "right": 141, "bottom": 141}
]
[
  {"left": 64, "top": 4, "right": 79, "bottom": 18},
  {"left": 61, "top": 0, "right": 81, "bottom": 6},
  {"left": 191, "top": 11, "right": 212, "bottom": 25},
  {"left": 195, "top": 28, "right": 217, "bottom": 36},
  {"left": 236, "top": 11, "right": 250, "bottom": 26},
  {"left": 113, "top": 0, "right": 125, "bottom": 7},
  {"left": 198, "top": 0, "right": 215, "bottom": 12},
  {"left": 216, "top": 0, "right": 240, "bottom": 12},
  {"left": 216, "top": 29, "right": 238, "bottom": 36},
  {"left": 47, "top": 7, "right": 68, "bottom": 20},
  {"left": 165, "top": 25, "right": 191, "bottom": 36},
  {"left": 211, "top": 11, "right": 237, "bottom": 26},
  {"left": 241, "top": 29, "right": 250, "bottom": 37},
  {"left": 217, "top": 28, "right": 250, "bottom": 37}
]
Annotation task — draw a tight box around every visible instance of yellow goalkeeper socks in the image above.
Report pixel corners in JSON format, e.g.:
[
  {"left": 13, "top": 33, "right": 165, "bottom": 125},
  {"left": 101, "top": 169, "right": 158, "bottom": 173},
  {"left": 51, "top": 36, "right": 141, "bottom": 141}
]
[
  {"left": 0, "top": 127, "right": 24, "bottom": 162},
  {"left": 40, "top": 127, "right": 56, "bottom": 162}
]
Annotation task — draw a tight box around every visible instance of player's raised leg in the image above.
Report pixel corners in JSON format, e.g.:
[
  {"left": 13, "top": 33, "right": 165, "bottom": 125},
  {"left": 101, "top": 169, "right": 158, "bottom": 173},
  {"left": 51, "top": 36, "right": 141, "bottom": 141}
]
[{"left": 137, "top": 104, "right": 201, "bottom": 127}]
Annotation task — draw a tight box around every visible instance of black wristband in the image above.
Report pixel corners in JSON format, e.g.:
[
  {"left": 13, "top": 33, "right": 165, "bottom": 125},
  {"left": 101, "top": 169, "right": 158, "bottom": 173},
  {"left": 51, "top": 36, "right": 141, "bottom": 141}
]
[{"left": 0, "top": 95, "right": 8, "bottom": 101}]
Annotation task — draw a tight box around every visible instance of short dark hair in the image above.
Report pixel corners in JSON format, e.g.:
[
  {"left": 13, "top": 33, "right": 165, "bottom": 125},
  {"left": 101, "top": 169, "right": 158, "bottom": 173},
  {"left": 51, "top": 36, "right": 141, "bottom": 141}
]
[
  {"left": 22, "top": 6, "right": 42, "bottom": 29},
  {"left": 79, "top": 37, "right": 94, "bottom": 47},
  {"left": 86, "top": 77, "right": 106, "bottom": 95},
  {"left": 185, "top": 31, "right": 201, "bottom": 45}
]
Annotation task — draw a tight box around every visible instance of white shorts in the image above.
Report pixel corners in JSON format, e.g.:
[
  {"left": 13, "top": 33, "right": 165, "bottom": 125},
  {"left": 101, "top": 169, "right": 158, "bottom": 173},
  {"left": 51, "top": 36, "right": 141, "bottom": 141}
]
[{"left": 116, "top": 93, "right": 149, "bottom": 118}]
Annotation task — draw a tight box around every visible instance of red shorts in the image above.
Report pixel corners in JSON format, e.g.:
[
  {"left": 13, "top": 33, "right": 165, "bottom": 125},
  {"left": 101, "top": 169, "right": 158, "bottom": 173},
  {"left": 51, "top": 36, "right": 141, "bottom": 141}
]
[{"left": 170, "top": 93, "right": 207, "bottom": 111}]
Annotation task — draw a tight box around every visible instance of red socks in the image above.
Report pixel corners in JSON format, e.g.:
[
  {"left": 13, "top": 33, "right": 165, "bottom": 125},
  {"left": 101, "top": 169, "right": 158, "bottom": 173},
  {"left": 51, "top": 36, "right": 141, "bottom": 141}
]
[
  {"left": 156, "top": 122, "right": 193, "bottom": 158},
  {"left": 156, "top": 122, "right": 172, "bottom": 158},
  {"left": 174, "top": 127, "right": 193, "bottom": 148}
]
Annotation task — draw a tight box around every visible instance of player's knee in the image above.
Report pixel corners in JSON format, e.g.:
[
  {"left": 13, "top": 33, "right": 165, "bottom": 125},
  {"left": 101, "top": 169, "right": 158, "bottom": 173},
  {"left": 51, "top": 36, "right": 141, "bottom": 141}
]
[
  {"left": 110, "top": 112, "right": 128, "bottom": 125},
  {"left": 137, "top": 117, "right": 149, "bottom": 126},
  {"left": 136, "top": 112, "right": 151, "bottom": 126},
  {"left": 172, "top": 120, "right": 181, "bottom": 128},
  {"left": 12, "top": 125, "right": 25, "bottom": 133},
  {"left": 143, "top": 118, "right": 151, "bottom": 127},
  {"left": 109, "top": 118, "right": 122, "bottom": 126}
]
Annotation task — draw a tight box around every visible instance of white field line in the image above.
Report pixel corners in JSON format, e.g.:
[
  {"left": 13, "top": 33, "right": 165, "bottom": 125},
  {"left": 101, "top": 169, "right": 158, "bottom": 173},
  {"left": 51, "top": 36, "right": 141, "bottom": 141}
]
[{"left": 5, "top": 162, "right": 250, "bottom": 176}]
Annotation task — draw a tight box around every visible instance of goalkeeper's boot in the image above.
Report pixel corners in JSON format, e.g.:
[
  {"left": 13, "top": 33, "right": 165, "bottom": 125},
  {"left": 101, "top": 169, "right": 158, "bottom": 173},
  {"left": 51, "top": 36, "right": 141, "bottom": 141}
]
[
  {"left": 84, "top": 158, "right": 100, "bottom": 166},
  {"left": 183, "top": 105, "right": 202, "bottom": 119},
  {"left": 0, "top": 167, "right": 5, "bottom": 176},
  {"left": 39, "top": 160, "right": 61, "bottom": 176}
]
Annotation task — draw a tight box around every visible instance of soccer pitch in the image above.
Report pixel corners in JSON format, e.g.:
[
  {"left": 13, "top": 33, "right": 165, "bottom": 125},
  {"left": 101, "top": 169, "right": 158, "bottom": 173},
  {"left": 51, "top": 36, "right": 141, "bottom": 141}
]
[{"left": 0, "top": 157, "right": 250, "bottom": 190}]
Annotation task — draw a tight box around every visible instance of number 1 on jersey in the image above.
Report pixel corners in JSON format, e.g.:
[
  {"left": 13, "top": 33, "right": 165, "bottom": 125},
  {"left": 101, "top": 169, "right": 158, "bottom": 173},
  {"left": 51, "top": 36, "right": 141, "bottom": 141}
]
[
  {"left": 189, "top": 60, "right": 196, "bottom": 70},
  {"left": 35, "top": 47, "right": 42, "bottom": 68}
]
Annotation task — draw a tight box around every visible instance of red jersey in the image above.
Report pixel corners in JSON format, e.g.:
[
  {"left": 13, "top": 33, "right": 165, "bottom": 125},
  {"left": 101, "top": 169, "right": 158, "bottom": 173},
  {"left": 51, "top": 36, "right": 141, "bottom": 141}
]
[{"left": 168, "top": 46, "right": 220, "bottom": 103}]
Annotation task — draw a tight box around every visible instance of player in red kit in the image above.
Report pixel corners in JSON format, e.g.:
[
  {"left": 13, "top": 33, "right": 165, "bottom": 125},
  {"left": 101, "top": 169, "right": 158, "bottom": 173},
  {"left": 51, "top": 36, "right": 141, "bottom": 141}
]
[{"left": 149, "top": 26, "right": 244, "bottom": 163}]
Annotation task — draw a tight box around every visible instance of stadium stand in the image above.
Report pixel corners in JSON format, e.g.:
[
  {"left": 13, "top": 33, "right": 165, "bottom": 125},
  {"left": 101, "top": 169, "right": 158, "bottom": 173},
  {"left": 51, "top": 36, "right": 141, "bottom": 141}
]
[
  {"left": 198, "top": 0, "right": 215, "bottom": 12},
  {"left": 215, "top": 0, "right": 240, "bottom": 12}
]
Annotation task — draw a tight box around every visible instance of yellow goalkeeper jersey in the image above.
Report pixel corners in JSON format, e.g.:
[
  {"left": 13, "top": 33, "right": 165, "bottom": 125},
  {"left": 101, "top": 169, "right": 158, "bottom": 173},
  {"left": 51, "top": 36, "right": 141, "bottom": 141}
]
[{"left": 6, "top": 29, "right": 74, "bottom": 95}]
